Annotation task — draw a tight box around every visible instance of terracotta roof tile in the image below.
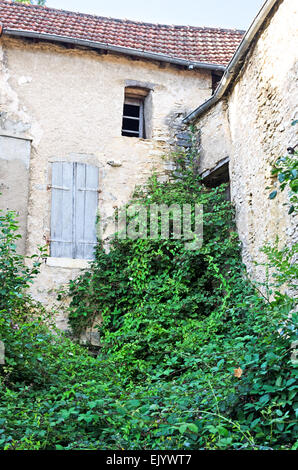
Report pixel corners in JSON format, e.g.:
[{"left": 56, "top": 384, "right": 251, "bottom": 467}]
[{"left": 0, "top": 0, "right": 244, "bottom": 66}]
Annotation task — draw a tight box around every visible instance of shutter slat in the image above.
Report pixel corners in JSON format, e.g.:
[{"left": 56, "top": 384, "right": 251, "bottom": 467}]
[
  {"left": 84, "top": 164, "right": 99, "bottom": 259},
  {"left": 61, "top": 163, "right": 74, "bottom": 258},
  {"left": 74, "top": 163, "right": 86, "bottom": 260},
  {"left": 74, "top": 163, "right": 98, "bottom": 260},
  {"left": 51, "top": 162, "right": 74, "bottom": 258},
  {"left": 51, "top": 162, "right": 63, "bottom": 257}
]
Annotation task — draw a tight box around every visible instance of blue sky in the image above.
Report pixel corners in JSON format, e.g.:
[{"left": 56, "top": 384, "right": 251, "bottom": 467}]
[{"left": 46, "top": 0, "right": 266, "bottom": 30}]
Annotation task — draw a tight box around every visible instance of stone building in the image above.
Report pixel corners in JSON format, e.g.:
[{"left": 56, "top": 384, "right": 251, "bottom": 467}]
[
  {"left": 184, "top": 0, "right": 297, "bottom": 280},
  {"left": 0, "top": 0, "right": 296, "bottom": 324},
  {"left": 0, "top": 0, "right": 243, "bottom": 314}
]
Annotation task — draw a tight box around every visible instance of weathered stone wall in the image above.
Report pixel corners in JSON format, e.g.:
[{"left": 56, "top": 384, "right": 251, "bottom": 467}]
[
  {"left": 0, "top": 135, "right": 31, "bottom": 254},
  {"left": 0, "top": 36, "right": 212, "bottom": 324},
  {"left": 195, "top": 0, "right": 297, "bottom": 279},
  {"left": 197, "top": 100, "right": 232, "bottom": 173}
]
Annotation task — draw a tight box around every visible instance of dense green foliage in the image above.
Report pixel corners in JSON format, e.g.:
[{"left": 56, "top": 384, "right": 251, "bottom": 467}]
[
  {"left": 0, "top": 211, "right": 45, "bottom": 315},
  {"left": 269, "top": 121, "right": 298, "bottom": 214},
  {"left": 0, "top": 150, "right": 297, "bottom": 450},
  {"left": 269, "top": 151, "right": 298, "bottom": 214}
]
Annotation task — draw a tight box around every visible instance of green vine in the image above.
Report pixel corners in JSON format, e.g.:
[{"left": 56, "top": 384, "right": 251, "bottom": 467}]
[
  {"left": 269, "top": 121, "right": 298, "bottom": 214},
  {"left": 0, "top": 143, "right": 296, "bottom": 450}
]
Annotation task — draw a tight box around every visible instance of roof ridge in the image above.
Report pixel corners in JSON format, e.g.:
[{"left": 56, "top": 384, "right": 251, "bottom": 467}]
[
  {"left": 0, "top": 0, "right": 245, "bottom": 33},
  {"left": 0, "top": 0, "right": 245, "bottom": 67}
]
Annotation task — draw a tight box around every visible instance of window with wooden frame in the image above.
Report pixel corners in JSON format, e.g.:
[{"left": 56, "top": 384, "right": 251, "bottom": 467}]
[
  {"left": 122, "top": 96, "right": 144, "bottom": 138},
  {"left": 121, "top": 86, "right": 152, "bottom": 139},
  {"left": 50, "top": 162, "right": 99, "bottom": 260}
]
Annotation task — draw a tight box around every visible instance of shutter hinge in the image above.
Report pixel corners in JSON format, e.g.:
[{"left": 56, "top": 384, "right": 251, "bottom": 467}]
[
  {"left": 47, "top": 185, "right": 70, "bottom": 191},
  {"left": 78, "top": 187, "right": 100, "bottom": 192}
]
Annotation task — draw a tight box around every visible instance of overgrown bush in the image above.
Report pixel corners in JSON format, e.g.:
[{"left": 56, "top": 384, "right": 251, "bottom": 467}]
[
  {"left": 0, "top": 147, "right": 297, "bottom": 450},
  {"left": 64, "top": 150, "right": 297, "bottom": 449},
  {"left": 0, "top": 210, "right": 45, "bottom": 313},
  {"left": 268, "top": 121, "right": 298, "bottom": 214}
]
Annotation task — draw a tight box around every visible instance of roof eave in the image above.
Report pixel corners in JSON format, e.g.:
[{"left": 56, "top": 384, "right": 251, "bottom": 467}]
[
  {"left": 183, "top": 0, "right": 280, "bottom": 124},
  {"left": 2, "top": 28, "right": 226, "bottom": 72}
]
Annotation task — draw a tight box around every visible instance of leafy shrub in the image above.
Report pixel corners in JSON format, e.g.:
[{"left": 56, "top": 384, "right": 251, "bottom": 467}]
[
  {"left": 269, "top": 121, "right": 298, "bottom": 214},
  {"left": 0, "top": 148, "right": 297, "bottom": 450},
  {"left": 64, "top": 151, "right": 297, "bottom": 449},
  {"left": 0, "top": 210, "right": 45, "bottom": 314}
]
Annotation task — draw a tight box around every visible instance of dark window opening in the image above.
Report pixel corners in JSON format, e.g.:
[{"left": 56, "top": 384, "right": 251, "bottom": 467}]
[
  {"left": 202, "top": 159, "right": 230, "bottom": 200},
  {"left": 124, "top": 103, "right": 140, "bottom": 118},
  {"left": 123, "top": 117, "right": 140, "bottom": 132},
  {"left": 122, "top": 96, "right": 145, "bottom": 138},
  {"left": 211, "top": 71, "right": 224, "bottom": 94}
]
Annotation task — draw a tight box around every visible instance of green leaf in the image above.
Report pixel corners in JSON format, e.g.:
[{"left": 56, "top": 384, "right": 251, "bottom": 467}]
[
  {"left": 250, "top": 418, "right": 260, "bottom": 429},
  {"left": 218, "top": 426, "right": 229, "bottom": 437},
  {"left": 276, "top": 376, "right": 282, "bottom": 387},
  {"left": 289, "top": 205, "right": 295, "bottom": 214},
  {"left": 278, "top": 173, "right": 286, "bottom": 183},
  {"left": 187, "top": 423, "right": 198, "bottom": 433},
  {"left": 259, "top": 394, "right": 270, "bottom": 405},
  {"left": 179, "top": 424, "right": 188, "bottom": 434},
  {"left": 269, "top": 190, "right": 277, "bottom": 200}
]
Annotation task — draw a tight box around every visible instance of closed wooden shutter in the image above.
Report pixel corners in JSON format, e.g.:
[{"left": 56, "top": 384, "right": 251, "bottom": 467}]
[
  {"left": 50, "top": 162, "right": 98, "bottom": 260},
  {"left": 51, "top": 162, "right": 74, "bottom": 258},
  {"left": 74, "top": 163, "right": 99, "bottom": 260}
]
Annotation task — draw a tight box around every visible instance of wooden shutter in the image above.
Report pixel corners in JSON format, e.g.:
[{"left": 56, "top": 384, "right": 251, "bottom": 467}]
[
  {"left": 51, "top": 162, "right": 99, "bottom": 259},
  {"left": 74, "top": 163, "right": 99, "bottom": 260},
  {"left": 50, "top": 162, "right": 74, "bottom": 258}
]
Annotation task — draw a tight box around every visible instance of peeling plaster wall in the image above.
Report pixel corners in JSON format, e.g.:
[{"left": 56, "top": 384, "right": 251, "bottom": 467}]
[
  {"left": 195, "top": 0, "right": 297, "bottom": 280},
  {"left": 228, "top": 0, "right": 298, "bottom": 276},
  {"left": 0, "top": 36, "right": 211, "bottom": 325},
  {"left": 197, "top": 100, "right": 232, "bottom": 172},
  {"left": 0, "top": 135, "right": 31, "bottom": 254}
]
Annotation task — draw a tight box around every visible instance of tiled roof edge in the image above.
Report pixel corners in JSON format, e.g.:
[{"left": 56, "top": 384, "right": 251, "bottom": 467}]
[
  {"left": 2, "top": 27, "right": 226, "bottom": 71},
  {"left": 0, "top": 0, "right": 245, "bottom": 33},
  {"left": 183, "top": 0, "right": 280, "bottom": 123}
]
